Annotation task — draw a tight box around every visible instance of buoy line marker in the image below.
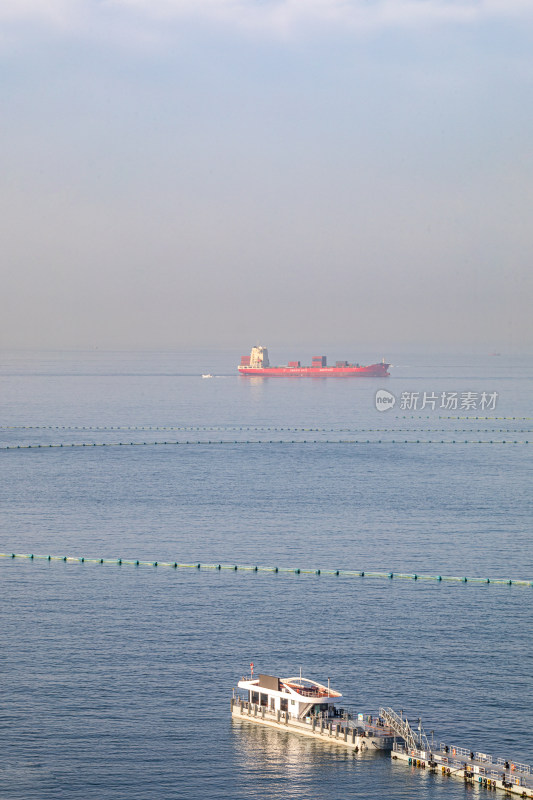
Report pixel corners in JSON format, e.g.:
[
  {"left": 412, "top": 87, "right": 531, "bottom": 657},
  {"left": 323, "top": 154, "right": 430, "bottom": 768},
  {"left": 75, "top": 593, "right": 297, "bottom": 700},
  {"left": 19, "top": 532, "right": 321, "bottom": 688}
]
[
  {"left": 1, "top": 426, "right": 529, "bottom": 434},
  {"left": 1, "top": 552, "right": 531, "bottom": 587},
  {"left": 0, "top": 439, "right": 529, "bottom": 451}
]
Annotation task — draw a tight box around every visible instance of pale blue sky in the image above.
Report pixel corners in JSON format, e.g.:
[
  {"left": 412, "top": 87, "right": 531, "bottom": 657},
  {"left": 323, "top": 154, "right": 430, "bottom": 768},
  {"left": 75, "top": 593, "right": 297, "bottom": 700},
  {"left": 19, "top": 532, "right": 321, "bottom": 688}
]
[{"left": 1, "top": 1, "right": 532, "bottom": 351}]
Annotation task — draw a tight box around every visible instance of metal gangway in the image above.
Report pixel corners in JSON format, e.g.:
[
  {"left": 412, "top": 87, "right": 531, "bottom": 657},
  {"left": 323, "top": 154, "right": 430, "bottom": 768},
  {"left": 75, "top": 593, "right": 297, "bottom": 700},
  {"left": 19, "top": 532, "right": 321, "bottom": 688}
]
[{"left": 379, "top": 707, "right": 430, "bottom": 751}]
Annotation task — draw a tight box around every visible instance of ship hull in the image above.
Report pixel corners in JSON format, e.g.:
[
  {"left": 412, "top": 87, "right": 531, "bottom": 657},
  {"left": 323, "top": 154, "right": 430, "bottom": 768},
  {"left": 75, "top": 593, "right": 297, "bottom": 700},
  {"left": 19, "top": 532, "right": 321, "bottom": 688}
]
[{"left": 238, "top": 363, "right": 390, "bottom": 377}]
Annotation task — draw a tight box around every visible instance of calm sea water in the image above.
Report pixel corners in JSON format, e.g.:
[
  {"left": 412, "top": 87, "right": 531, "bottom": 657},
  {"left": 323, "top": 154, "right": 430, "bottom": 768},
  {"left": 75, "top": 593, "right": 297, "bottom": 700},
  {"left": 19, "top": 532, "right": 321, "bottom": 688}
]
[{"left": 1, "top": 349, "right": 531, "bottom": 799}]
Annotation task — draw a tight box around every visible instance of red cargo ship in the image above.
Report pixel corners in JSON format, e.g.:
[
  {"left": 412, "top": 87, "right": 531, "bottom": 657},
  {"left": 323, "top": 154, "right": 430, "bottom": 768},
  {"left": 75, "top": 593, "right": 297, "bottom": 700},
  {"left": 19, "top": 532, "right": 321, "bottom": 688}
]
[{"left": 238, "top": 347, "right": 390, "bottom": 377}]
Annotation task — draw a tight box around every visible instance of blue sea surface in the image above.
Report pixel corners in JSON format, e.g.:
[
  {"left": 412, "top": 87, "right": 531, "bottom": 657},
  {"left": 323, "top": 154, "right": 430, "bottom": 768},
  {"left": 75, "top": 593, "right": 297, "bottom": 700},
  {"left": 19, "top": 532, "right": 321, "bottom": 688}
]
[{"left": 0, "top": 349, "right": 531, "bottom": 799}]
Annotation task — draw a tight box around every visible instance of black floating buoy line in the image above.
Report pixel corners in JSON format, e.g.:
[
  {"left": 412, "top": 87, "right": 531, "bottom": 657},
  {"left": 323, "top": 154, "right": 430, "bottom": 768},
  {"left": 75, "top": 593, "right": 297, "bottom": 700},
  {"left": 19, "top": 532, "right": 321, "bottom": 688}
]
[
  {"left": 1, "top": 425, "right": 530, "bottom": 436},
  {"left": 0, "top": 438, "right": 530, "bottom": 451},
  {"left": 1, "top": 553, "right": 531, "bottom": 587}
]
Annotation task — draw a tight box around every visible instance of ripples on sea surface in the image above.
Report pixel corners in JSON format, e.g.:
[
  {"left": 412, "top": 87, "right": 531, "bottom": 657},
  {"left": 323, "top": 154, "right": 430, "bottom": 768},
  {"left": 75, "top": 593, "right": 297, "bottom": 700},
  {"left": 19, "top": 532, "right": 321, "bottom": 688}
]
[{"left": 0, "top": 349, "right": 531, "bottom": 799}]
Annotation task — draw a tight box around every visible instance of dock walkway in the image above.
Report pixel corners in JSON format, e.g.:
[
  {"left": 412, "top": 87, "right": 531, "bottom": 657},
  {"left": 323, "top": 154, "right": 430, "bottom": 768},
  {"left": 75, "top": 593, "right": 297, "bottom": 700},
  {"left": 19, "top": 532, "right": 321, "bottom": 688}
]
[{"left": 393, "top": 742, "right": 533, "bottom": 798}]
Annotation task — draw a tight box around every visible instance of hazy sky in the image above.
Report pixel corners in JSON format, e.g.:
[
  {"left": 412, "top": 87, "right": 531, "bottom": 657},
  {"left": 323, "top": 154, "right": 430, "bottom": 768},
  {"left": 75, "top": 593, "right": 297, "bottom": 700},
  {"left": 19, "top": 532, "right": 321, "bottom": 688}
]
[{"left": 1, "top": 0, "right": 532, "bottom": 351}]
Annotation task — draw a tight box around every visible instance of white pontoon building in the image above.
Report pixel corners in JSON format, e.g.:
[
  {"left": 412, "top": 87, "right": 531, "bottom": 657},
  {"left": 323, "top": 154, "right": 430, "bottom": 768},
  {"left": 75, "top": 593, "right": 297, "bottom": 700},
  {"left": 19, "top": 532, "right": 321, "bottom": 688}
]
[{"left": 237, "top": 673, "right": 342, "bottom": 720}]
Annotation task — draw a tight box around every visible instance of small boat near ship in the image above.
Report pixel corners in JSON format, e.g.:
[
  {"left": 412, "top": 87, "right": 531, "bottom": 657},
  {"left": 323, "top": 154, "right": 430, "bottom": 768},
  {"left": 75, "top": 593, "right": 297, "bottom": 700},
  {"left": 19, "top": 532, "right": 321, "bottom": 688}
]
[
  {"left": 238, "top": 346, "right": 390, "bottom": 377},
  {"left": 231, "top": 669, "right": 396, "bottom": 751}
]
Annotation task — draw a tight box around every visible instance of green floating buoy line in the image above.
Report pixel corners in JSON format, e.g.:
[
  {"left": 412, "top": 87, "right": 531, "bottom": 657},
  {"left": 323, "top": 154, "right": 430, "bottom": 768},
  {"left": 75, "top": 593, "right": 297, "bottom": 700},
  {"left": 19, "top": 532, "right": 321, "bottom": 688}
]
[{"left": 1, "top": 552, "right": 531, "bottom": 588}]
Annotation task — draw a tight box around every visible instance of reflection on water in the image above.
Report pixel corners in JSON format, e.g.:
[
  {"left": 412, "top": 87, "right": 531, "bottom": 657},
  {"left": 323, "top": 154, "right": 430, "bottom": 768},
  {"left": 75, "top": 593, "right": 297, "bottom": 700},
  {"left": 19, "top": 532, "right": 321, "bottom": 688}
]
[
  {"left": 246, "top": 377, "right": 267, "bottom": 402},
  {"left": 230, "top": 717, "right": 387, "bottom": 799},
  {"left": 229, "top": 719, "right": 466, "bottom": 800}
]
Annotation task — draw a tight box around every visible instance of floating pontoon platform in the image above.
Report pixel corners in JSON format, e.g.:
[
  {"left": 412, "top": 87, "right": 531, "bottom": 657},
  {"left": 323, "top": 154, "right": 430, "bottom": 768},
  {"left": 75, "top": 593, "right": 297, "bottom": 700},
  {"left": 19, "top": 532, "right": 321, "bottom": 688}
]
[
  {"left": 392, "top": 743, "right": 533, "bottom": 797},
  {"left": 380, "top": 707, "right": 533, "bottom": 798},
  {"left": 232, "top": 673, "right": 395, "bottom": 751}
]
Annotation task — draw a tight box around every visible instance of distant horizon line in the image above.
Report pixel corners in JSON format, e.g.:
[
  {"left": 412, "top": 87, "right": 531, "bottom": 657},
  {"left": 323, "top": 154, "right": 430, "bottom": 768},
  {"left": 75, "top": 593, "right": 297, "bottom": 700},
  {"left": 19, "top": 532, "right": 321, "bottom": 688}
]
[{"left": 1, "top": 344, "right": 531, "bottom": 357}]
